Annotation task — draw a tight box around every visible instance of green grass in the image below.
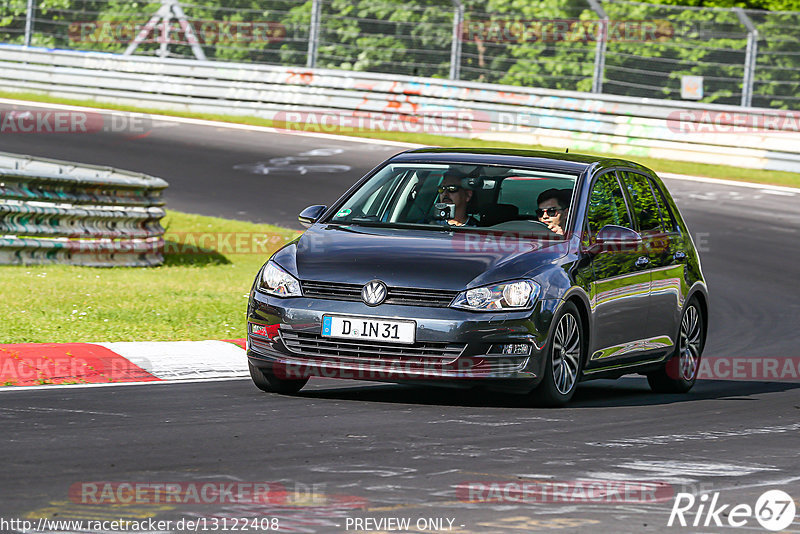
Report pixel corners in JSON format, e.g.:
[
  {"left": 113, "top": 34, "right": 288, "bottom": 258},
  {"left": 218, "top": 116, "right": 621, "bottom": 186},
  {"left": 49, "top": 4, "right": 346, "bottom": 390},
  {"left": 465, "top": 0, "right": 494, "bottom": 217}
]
[
  {"left": 0, "top": 210, "right": 299, "bottom": 343},
  {"left": 2, "top": 89, "right": 799, "bottom": 189}
]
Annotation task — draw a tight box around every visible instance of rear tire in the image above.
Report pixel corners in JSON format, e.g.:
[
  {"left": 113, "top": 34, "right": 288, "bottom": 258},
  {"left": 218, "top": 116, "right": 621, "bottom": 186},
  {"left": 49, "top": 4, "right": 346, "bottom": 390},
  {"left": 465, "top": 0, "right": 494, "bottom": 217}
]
[
  {"left": 530, "top": 301, "right": 585, "bottom": 407},
  {"left": 248, "top": 360, "right": 308, "bottom": 394},
  {"left": 647, "top": 298, "right": 704, "bottom": 394}
]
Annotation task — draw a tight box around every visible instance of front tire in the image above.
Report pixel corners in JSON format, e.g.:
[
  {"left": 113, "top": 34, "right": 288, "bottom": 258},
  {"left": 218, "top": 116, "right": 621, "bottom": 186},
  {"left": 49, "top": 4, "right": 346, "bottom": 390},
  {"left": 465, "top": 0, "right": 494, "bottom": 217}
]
[
  {"left": 647, "top": 299, "right": 704, "bottom": 393},
  {"left": 248, "top": 360, "right": 308, "bottom": 394},
  {"left": 530, "top": 301, "right": 585, "bottom": 407}
]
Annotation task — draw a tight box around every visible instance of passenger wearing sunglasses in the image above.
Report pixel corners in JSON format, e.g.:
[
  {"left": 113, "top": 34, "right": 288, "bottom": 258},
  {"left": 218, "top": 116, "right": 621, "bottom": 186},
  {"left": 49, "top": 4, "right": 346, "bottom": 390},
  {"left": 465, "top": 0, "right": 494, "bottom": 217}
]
[
  {"left": 536, "top": 188, "right": 572, "bottom": 235},
  {"left": 436, "top": 173, "right": 477, "bottom": 227}
]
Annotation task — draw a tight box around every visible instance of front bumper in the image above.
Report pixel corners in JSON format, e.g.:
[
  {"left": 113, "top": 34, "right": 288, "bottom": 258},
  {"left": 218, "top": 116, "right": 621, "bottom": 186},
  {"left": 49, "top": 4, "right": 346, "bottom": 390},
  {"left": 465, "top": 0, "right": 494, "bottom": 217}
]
[{"left": 246, "top": 290, "right": 560, "bottom": 386}]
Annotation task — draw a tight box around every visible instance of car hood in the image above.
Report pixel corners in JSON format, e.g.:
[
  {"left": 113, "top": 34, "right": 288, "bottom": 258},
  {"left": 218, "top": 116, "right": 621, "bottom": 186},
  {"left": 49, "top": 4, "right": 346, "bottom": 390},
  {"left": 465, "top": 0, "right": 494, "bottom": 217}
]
[{"left": 273, "top": 224, "right": 569, "bottom": 291}]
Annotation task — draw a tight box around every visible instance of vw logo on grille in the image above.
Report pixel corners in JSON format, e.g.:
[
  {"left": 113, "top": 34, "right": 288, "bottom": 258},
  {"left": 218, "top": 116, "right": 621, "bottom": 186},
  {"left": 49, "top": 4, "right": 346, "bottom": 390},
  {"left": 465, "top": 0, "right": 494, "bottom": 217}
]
[{"left": 362, "top": 280, "right": 387, "bottom": 306}]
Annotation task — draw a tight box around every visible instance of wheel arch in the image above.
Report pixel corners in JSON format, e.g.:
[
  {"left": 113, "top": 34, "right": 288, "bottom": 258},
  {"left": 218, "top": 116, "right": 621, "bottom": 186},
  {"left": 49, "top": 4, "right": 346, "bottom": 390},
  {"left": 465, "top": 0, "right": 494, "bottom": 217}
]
[
  {"left": 685, "top": 283, "right": 709, "bottom": 351},
  {"left": 561, "top": 288, "right": 592, "bottom": 368}
]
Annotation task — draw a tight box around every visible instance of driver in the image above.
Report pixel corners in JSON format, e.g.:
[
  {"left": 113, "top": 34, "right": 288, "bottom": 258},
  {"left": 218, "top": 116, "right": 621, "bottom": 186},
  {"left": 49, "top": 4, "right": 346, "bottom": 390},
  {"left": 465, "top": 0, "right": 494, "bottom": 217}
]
[
  {"left": 437, "top": 172, "right": 477, "bottom": 227},
  {"left": 537, "top": 188, "right": 571, "bottom": 235}
]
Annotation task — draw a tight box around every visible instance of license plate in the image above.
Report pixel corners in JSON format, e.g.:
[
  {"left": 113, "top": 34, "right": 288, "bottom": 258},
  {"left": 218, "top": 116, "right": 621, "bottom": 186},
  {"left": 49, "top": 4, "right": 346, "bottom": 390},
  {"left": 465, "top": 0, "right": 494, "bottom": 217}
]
[{"left": 322, "top": 315, "right": 416, "bottom": 344}]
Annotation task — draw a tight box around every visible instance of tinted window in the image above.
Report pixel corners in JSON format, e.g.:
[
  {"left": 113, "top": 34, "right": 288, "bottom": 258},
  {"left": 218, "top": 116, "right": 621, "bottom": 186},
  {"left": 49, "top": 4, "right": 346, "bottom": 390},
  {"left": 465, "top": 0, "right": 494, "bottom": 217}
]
[
  {"left": 621, "top": 171, "right": 663, "bottom": 233},
  {"left": 329, "top": 163, "right": 578, "bottom": 233},
  {"left": 585, "top": 171, "right": 632, "bottom": 239},
  {"left": 497, "top": 172, "right": 576, "bottom": 217},
  {"left": 651, "top": 182, "right": 679, "bottom": 233}
]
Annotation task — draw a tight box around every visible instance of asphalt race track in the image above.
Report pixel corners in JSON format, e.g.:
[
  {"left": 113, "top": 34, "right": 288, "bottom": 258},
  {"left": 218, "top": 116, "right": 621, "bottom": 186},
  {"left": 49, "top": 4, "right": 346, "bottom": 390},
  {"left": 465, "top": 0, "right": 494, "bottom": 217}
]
[{"left": 1, "top": 104, "right": 799, "bottom": 533}]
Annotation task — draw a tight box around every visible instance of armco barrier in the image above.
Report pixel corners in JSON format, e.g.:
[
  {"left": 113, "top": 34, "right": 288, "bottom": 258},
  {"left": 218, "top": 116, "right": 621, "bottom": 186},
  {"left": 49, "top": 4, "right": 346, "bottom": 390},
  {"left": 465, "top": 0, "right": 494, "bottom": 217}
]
[
  {"left": 0, "top": 151, "right": 168, "bottom": 266},
  {"left": 0, "top": 45, "right": 799, "bottom": 173}
]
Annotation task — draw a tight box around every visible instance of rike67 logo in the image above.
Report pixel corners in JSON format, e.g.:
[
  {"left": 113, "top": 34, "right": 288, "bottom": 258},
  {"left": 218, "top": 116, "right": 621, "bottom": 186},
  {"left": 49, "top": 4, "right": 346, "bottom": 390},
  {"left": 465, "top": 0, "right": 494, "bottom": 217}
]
[{"left": 668, "top": 489, "right": 796, "bottom": 531}]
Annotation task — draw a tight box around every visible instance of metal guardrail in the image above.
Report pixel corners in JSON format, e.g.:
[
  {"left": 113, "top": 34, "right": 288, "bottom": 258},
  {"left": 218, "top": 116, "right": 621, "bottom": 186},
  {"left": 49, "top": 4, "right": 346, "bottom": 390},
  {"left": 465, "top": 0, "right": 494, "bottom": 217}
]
[
  {"left": 3, "top": 0, "right": 799, "bottom": 109},
  {"left": 0, "top": 151, "right": 168, "bottom": 267},
  {"left": 0, "top": 46, "right": 799, "bottom": 173}
]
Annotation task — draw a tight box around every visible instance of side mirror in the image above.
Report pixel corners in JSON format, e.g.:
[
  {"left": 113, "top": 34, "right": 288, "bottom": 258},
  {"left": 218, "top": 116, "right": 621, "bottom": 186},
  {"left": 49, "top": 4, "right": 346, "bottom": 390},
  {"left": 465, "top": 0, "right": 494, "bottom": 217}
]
[
  {"left": 587, "top": 225, "right": 642, "bottom": 255},
  {"left": 298, "top": 205, "right": 327, "bottom": 228}
]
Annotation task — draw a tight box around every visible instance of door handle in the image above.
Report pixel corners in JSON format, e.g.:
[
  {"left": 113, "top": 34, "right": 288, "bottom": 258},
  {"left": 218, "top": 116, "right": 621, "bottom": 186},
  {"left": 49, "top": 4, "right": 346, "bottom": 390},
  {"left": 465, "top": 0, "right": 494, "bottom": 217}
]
[
  {"left": 635, "top": 256, "right": 650, "bottom": 268},
  {"left": 674, "top": 250, "right": 687, "bottom": 261}
]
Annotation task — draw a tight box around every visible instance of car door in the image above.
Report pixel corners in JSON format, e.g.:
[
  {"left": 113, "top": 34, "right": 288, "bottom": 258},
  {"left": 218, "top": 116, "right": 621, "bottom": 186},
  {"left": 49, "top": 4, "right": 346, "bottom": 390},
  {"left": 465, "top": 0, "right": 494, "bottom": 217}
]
[
  {"left": 582, "top": 170, "right": 652, "bottom": 368},
  {"left": 619, "top": 170, "right": 684, "bottom": 353}
]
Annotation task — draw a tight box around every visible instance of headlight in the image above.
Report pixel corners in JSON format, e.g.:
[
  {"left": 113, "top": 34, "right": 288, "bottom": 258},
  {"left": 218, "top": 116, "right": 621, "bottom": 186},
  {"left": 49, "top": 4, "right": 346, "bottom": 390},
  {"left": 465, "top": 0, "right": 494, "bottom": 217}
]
[
  {"left": 258, "top": 261, "right": 302, "bottom": 297},
  {"left": 451, "top": 280, "right": 538, "bottom": 311}
]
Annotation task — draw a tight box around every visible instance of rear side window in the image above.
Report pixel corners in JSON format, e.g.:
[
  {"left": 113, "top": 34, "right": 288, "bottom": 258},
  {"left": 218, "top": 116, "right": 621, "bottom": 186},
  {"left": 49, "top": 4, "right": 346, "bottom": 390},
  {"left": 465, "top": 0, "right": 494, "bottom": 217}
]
[
  {"left": 620, "top": 171, "right": 665, "bottom": 233},
  {"left": 585, "top": 171, "right": 632, "bottom": 238},
  {"left": 650, "top": 182, "right": 679, "bottom": 233}
]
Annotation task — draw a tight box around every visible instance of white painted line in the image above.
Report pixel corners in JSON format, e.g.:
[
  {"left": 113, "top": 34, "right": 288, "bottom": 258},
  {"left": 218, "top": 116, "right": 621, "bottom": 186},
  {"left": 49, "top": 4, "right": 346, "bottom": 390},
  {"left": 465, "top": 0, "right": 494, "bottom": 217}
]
[
  {"left": 618, "top": 460, "right": 778, "bottom": 477},
  {"left": 587, "top": 422, "right": 800, "bottom": 448},
  {"left": 760, "top": 189, "right": 797, "bottom": 196},
  {"left": 707, "top": 475, "right": 800, "bottom": 495},
  {"left": 660, "top": 172, "right": 799, "bottom": 195},
  {"left": 96, "top": 340, "right": 249, "bottom": 380},
  {"left": 583, "top": 471, "right": 699, "bottom": 485},
  {"left": 0, "top": 406, "right": 131, "bottom": 416}
]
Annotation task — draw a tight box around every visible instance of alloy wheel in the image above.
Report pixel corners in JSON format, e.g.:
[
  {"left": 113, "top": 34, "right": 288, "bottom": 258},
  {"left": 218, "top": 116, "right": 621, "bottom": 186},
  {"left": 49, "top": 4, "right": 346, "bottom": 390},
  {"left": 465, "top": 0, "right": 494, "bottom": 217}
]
[
  {"left": 679, "top": 304, "right": 702, "bottom": 381},
  {"left": 552, "top": 313, "right": 581, "bottom": 394}
]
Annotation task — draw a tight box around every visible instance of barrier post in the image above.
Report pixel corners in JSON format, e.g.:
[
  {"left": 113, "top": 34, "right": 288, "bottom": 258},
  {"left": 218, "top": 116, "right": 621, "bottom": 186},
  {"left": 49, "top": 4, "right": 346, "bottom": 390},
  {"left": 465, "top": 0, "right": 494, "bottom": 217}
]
[
  {"left": 449, "top": 0, "right": 463, "bottom": 80},
  {"left": 735, "top": 8, "right": 758, "bottom": 108},
  {"left": 587, "top": 0, "right": 608, "bottom": 94},
  {"left": 24, "top": 0, "right": 34, "bottom": 47},
  {"left": 307, "top": 0, "right": 322, "bottom": 69}
]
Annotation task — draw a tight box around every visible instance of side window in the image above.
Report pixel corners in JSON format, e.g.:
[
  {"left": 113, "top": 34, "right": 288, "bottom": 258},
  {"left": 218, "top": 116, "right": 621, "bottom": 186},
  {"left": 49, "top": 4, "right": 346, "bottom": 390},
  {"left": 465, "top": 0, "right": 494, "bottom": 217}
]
[
  {"left": 621, "top": 171, "right": 664, "bottom": 233},
  {"left": 585, "top": 171, "right": 632, "bottom": 239},
  {"left": 651, "top": 182, "right": 679, "bottom": 233}
]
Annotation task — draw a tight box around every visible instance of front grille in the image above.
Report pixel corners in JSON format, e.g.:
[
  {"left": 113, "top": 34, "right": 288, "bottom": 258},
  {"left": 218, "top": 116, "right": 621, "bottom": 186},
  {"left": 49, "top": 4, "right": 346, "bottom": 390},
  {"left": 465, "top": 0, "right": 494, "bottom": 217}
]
[
  {"left": 301, "top": 281, "right": 361, "bottom": 301},
  {"left": 280, "top": 330, "right": 465, "bottom": 365},
  {"left": 247, "top": 336, "right": 272, "bottom": 354},
  {"left": 301, "top": 281, "right": 457, "bottom": 308}
]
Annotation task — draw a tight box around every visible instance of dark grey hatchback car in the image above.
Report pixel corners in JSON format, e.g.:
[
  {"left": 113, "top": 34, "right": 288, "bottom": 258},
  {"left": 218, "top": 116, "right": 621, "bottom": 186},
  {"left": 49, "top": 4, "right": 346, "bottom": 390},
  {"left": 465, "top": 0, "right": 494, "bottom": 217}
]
[{"left": 246, "top": 148, "right": 709, "bottom": 406}]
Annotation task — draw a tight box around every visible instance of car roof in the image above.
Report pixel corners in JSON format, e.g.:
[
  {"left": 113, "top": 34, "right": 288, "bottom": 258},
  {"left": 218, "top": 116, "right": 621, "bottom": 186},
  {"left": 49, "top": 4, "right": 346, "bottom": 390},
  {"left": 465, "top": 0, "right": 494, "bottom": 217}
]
[{"left": 390, "top": 147, "right": 648, "bottom": 176}]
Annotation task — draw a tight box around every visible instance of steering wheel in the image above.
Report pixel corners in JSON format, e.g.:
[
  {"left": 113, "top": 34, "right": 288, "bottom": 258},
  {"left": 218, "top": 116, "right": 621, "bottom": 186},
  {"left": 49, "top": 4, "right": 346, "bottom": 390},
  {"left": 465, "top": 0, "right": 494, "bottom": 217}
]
[{"left": 520, "top": 219, "right": 552, "bottom": 230}]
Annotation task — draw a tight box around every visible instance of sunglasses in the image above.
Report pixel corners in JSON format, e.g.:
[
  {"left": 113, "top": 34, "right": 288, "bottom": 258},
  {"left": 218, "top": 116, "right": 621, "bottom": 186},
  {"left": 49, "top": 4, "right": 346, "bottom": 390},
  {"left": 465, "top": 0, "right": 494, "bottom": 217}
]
[
  {"left": 437, "top": 185, "right": 464, "bottom": 194},
  {"left": 536, "top": 207, "right": 564, "bottom": 217}
]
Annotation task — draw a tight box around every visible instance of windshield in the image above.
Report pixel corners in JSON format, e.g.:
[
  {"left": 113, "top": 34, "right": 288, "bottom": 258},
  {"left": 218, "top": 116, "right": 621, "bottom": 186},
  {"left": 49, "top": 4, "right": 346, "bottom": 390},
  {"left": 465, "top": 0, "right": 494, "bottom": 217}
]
[{"left": 327, "top": 162, "right": 578, "bottom": 236}]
